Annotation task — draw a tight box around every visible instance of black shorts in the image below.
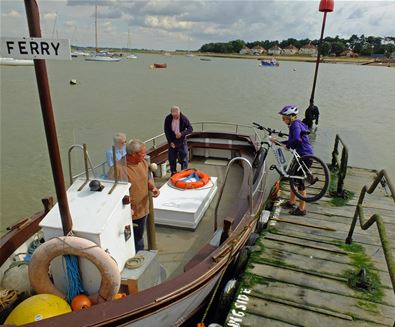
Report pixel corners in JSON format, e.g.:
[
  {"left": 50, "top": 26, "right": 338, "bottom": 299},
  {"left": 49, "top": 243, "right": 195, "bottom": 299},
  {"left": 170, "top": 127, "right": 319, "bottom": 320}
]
[{"left": 292, "top": 157, "right": 313, "bottom": 191}]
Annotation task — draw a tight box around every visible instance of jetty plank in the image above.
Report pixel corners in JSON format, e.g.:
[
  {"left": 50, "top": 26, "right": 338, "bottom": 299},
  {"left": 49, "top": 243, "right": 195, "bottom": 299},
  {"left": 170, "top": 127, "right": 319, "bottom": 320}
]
[{"left": 225, "top": 166, "right": 395, "bottom": 327}]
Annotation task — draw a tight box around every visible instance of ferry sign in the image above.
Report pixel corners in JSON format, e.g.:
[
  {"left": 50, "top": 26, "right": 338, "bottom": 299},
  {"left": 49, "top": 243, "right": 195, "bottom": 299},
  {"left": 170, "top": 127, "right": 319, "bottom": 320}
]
[{"left": 0, "top": 37, "right": 71, "bottom": 60}]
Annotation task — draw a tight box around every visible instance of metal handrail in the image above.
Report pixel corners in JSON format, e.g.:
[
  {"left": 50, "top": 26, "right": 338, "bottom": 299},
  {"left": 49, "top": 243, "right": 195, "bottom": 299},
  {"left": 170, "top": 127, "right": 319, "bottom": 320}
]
[
  {"left": 214, "top": 157, "right": 254, "bottom": 231},
  {"left": 68, "top": 144, "right": 96, "bottom": 185},
  {"left": 331, "top": 134, "right": 349, "bottom": 196},
  {"left": 346, "top": 169, "right": 395, "bottom": 294},
  {"left": 143, "top": 121, "right": 262, "bottom": 149}
]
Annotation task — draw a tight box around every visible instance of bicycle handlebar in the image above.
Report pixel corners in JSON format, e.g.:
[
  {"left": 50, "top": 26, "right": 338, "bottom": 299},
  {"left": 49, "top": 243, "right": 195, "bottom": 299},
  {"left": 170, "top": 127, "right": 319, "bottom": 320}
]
[{"left": 252, "top": 122, "right": 288, "bottom": 137}]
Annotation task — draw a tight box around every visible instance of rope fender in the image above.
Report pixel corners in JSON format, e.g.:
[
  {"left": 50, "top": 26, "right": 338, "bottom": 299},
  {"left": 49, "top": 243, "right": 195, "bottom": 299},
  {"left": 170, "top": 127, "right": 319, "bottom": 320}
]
[{"left": 28, "top": 236, "right": 120, "bottom": 303}]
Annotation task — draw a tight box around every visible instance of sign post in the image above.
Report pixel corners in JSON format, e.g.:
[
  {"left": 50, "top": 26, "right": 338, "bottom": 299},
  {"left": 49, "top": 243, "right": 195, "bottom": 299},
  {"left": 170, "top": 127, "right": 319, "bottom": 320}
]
[
  {"left": 21, "top": 0, "right": 73, "bottom": 236},
  {"left": 0, "top": 37, "right": 71, "bottom": 60}
]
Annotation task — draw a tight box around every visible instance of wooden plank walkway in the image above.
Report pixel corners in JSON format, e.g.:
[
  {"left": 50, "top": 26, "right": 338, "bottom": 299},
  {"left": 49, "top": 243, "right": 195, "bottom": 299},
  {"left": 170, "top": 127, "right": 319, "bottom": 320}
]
[{"left": 225, "top": 167, "right": 395, "bottom": 327}]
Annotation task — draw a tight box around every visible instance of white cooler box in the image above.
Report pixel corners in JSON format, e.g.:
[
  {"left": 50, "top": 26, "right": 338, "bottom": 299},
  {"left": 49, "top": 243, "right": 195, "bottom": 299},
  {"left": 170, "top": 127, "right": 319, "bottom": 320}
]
[
  {"left": 153, "top": 177, "right": 217, "bottom": 229},
  {"left": 39, "top": 178, "right": 134, "bottom": 295}
]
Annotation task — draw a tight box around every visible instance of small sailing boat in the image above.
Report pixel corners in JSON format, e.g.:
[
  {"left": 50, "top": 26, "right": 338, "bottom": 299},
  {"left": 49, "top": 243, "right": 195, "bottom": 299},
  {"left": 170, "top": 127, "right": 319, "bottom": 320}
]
[
  {"left": 85, "top": 5, "right": 120, "bottom": 62},
  {"left": 126, "top": 28, "right": 138, "bottom": 59}
]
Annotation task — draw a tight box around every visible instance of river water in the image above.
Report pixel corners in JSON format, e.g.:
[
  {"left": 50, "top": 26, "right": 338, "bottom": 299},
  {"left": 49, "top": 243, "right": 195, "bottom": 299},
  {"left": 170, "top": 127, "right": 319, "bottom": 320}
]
[{"left": 1, "top": 54, "right": 394, "bottom": 230}]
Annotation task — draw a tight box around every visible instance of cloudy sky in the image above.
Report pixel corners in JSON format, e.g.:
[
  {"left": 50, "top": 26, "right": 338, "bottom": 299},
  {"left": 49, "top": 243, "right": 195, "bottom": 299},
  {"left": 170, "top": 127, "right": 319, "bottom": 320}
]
[{"left": 1, "top": 0, "right": 394, "bottom": 50}]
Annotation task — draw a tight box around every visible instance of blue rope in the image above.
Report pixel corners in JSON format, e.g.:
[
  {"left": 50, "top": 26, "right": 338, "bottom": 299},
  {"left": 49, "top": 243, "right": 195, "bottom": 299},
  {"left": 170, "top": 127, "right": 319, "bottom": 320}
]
[
  {"left": 180, "top": 172, "right": 201, "bottom": 182},
  {"left": 64, "top": 255, "right": 85, "bottom": 302}
]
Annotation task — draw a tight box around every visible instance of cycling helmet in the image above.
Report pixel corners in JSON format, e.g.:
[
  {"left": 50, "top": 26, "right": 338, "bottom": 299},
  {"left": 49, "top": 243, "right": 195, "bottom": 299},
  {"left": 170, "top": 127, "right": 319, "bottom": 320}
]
[{"left": 279, "top": 105, "right": 299, "bottom": 116}]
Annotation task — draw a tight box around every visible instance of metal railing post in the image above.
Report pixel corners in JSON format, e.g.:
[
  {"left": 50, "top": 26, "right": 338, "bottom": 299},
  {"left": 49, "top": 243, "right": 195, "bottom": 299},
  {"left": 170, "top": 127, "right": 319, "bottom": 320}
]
[
  {"left": 346, "top": 169, "right": 395, "bottom": 294},
  {"left": 214, "top": 157, "right": 254, "bottom": 231},
  {"left": 331, "top": 134, "right": 349, "bottom": 197}
]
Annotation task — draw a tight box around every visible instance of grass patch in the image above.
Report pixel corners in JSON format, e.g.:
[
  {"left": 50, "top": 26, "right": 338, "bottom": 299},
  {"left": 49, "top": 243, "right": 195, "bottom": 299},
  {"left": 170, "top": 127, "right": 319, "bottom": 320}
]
[
  {"left": 240, "top": 271, "right": 270, "bottom": 289},
  {"left": 334, "top": 240, "right": 384, "bottom": 308},
  {"left": 328, "top": 170, "right": 354, "bottom": 206}
]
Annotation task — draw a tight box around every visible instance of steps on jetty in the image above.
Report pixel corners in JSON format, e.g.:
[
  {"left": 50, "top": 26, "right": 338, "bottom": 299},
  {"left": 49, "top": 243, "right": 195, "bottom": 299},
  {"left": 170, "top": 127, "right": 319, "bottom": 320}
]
[{"left": 225, "top": 167, "right": 395, "bottom": 327}]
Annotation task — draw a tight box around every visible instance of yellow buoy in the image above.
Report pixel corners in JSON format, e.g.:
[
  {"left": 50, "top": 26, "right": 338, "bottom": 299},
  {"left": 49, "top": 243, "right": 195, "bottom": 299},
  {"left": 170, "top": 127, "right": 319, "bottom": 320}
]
[{"left": 5, "top": 294, "right": 71, "bottom": 325}]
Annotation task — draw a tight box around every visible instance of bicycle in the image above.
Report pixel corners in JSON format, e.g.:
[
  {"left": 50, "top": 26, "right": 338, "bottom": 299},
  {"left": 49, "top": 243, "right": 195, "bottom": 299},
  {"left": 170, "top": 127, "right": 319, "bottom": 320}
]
[{"left": 253, "top": 122, "right": 330, "bottom": 202}]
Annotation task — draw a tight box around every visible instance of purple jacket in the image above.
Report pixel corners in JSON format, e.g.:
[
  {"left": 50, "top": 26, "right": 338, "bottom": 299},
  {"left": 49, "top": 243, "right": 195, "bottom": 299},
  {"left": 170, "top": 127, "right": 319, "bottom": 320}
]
[
  {"left": 282, "top": 119, "right": 313, "bottom": 156},
  {"left": 164, "top": 113, "right": 193, "bottom": 145}
]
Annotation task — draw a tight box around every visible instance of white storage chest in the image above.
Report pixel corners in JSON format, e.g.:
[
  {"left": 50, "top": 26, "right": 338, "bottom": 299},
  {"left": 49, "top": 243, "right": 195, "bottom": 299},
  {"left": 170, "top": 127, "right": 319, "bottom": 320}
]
[{"left": 39, "top": 179, "right": 134, "bottom": 295}]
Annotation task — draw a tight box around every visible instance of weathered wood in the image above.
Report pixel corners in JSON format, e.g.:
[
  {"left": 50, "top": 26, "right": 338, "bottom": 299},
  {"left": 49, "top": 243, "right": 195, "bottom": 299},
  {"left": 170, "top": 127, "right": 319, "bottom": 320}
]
[
  {"left": 245, "top": 294, "right": 390, "bottom": 327},
  {"left": 249, "top": 263, "right": 395, "bottom": 306},
  {"left": 225, "top": 166, "right": 395, "bottom": 327},
  {"left": 258, "top": 247, "right": 394, "bottom": 287},
  {"left": 262, "top": 237, "right": 389, "bottom": 272},
  {"left": 251, "top": 282, "right": 395, "bottom": 325}
]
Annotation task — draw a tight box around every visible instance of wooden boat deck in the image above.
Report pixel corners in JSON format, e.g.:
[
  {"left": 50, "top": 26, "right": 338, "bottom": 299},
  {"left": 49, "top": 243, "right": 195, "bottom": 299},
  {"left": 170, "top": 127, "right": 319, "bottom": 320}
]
[
  {"left": 153, "top": 157, "right": 243, "bottom": 279},
  {"left": 225, "top": 167, "right": 395, "bottom": 326}
]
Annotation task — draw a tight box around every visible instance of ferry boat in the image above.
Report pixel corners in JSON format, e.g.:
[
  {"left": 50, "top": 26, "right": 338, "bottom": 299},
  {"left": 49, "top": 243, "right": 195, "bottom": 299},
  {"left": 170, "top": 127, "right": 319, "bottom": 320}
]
[{"left": 0, "top": 1, "right": 269, "bottom": 326}]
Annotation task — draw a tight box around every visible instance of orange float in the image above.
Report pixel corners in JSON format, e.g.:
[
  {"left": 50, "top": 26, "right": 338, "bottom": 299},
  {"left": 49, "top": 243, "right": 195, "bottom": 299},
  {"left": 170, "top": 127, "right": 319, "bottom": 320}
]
[
  {"left": 170, "top": 169, "right": 210, "bottom": 189},
  {"left": 113, "top": 293, "right": 126, "bottom": 300},
  {"left": 71, "top": 294, "right": 92, "bottom": 311}
]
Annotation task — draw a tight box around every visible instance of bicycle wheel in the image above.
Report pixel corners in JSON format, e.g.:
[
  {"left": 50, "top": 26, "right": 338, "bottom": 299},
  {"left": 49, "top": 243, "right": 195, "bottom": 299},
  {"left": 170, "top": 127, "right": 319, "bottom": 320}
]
[{"left": 289, "top": 155, "right": 330, "bottom": 202}]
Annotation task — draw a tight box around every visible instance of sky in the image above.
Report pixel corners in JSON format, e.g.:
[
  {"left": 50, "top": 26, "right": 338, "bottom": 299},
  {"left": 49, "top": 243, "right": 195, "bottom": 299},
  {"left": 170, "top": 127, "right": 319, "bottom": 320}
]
[{"left": 1, "top": 0, "right": 394, "bottom": 51}]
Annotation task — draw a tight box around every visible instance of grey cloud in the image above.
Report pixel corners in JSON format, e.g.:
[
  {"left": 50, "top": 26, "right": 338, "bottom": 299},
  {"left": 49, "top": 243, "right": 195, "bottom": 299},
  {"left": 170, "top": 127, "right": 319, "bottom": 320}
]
[{"left": 348, "top": 8, "right": 364, "bottom": 20}]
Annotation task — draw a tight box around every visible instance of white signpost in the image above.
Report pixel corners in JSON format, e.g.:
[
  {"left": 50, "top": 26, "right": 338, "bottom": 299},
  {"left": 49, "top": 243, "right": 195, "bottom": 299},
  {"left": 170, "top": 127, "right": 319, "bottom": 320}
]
[{"left": 0, "top": 37, "right": 71, "bottom": 60}]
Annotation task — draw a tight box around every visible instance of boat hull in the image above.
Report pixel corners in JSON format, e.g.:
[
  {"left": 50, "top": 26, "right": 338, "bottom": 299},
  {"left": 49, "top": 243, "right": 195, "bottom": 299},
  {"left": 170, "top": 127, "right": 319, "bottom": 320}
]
[
  {"left": 85, "top": 56, "right": 121, "bottom": 62},
  {"left": 0, "top": 58, "right": 34, "bottom": 66},
  {"left": 153, "top": 63, "right": 167, "bottom": 68}
]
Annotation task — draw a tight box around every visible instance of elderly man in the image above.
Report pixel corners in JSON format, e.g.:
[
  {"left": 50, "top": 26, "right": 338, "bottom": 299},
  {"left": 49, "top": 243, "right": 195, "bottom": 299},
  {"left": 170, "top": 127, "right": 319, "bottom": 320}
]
[
  {"left": 120, "top": 139, "right": 160, "bottom": 252},
  {"left": 164, "top": 106, "right": 193, "bottom": 176},
  {"left": 106, "top": 132, "right": 127, "bottom": 167}
]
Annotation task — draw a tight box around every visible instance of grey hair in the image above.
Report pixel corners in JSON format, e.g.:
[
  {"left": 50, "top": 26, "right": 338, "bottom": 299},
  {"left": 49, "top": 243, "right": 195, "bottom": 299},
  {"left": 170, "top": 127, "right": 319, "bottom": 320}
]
[
  {"left": 170, "top": 105, "right": 180, "bottom": 113},
  {"left": 113, "top": 132, "right": 126, "bottom": 144},
  {"left": 126, "top": 139, "right": 145, "bottom": 154}
]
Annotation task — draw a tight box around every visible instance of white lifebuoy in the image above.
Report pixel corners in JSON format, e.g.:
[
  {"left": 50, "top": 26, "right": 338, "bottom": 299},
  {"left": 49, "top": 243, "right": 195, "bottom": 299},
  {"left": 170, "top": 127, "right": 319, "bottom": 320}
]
[{"left": 28, "top": 236, "right": 120, "bottom": 303}]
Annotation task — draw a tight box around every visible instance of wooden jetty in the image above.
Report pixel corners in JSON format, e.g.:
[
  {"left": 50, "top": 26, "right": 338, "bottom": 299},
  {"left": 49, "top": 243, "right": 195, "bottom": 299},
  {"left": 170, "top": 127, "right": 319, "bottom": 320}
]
[{"left": 224, "top": 166, "right": 395, "bottom": 327}]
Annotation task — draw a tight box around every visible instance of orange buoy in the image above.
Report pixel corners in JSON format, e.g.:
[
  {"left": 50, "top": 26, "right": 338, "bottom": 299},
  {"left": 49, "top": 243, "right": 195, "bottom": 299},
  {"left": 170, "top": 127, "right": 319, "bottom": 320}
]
[
  {"left": 71, "top": 294, "right": 92, "bottom": 311},
  {"left": 170, "top": 169, "right": 210, "bottom": 189},
  {"left": 113, "top": 293, "right": 126, "bottom": 300}
]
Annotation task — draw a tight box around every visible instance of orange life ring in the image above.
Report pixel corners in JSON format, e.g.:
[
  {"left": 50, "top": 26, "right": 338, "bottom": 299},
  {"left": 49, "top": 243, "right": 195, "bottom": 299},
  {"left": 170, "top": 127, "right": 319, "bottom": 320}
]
[
  {"left": 28, "top": 236, "right": 120, "bottom": 304},
  {"left": 170, "top": 169, "right": 210, "bottom": 189}
]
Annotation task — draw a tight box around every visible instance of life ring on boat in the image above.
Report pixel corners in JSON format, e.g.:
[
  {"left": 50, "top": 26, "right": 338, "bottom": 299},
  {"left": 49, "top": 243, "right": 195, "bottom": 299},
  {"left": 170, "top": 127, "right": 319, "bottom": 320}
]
[
  {"left": 170, "top": 169, "right": 210, "bottom": 189},
  {"left": 28, "top": 236, "right": 120, "bottom": 303}
]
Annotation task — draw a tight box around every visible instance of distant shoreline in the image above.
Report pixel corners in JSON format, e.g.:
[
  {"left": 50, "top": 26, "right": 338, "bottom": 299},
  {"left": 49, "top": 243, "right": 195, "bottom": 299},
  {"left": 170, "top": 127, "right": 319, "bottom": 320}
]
[
  {"left": 71, "top": 48, "right": 394, "bottom": 67},
  {"left": 194, "top": 52, "right": 395, "bottom": 67}
]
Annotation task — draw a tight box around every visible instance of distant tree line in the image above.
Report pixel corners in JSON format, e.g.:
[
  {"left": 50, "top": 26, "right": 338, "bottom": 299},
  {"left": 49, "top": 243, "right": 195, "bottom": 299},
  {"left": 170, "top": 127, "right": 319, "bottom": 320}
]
[{"left": 199, "top": 35, "right": 395, "bottom": 57}]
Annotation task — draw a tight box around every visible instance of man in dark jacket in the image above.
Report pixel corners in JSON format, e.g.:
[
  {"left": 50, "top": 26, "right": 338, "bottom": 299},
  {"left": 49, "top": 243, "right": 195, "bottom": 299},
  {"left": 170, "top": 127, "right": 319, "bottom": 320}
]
[
  {"left": 164, "top": 106, "right": 193, "bottom": 175},
  {"left": 302, "top": 102, "right": 320, "bottom": 130}
]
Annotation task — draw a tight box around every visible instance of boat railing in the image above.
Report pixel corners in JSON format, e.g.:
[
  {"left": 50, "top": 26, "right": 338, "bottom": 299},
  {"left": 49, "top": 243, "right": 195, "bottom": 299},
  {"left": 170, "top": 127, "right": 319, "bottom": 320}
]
[
  {"left": 345, "top": 169, "right": 395, "bottom": 294},
  {"left": 214, "top": 157, "right": 254, "bottom": 232},
  {"left": 68, "top": 144, "right": 98, "bottom": 185},
  {"left": 144, "top": 121, "right": 262, "bottom": 149},
  {"left": 70, "top": 122, "right": 262, "bottom": 182}
]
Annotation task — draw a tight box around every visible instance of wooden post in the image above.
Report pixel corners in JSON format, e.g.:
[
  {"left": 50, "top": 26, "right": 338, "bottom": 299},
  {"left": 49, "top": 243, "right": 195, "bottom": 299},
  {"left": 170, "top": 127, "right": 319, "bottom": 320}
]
[
  {"left": 147, "top": 193, "right": 157, "bottom": 250},
  {"left": 24, "top": 0, "right": 73, "bottom": 236}
]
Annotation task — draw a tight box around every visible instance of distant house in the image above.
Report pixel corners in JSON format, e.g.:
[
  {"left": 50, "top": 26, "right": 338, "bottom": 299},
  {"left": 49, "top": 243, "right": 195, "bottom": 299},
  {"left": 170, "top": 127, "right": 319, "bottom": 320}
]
[
  {"left": 390, "top": 51, "right": 395, "bottom": 60},
  {"left": 340, "top": 50, "right": 358, "bottom": 58},
  {"left": 251, "top": 45, "right": 266, "bottom": 55},
  {"left": 268, "top": 45, "right": 282, "bottom": 56},
  {"left": 239, "top": 46, "right": 251, "bottom": 55},
  {"left": 299, "top": 44, "right": 318, "bottom": 56},
  {"left": 282, "top": 44, "right": 299, "bottom": 55}
]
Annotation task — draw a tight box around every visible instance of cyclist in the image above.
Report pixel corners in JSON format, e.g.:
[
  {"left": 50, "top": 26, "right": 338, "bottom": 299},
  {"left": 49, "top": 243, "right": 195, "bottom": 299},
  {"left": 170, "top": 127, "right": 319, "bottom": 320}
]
[{"left": 278, "top": 105, "right": 313, "bottom": 216}]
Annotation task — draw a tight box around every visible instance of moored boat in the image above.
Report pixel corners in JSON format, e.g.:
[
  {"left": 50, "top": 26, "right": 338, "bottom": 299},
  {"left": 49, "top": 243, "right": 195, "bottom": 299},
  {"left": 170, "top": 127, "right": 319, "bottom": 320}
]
[
  {"left": 1, "top": 123, "right": 269, "bottom": 326},
  {"left": 0, "top": 57, "right": 34, "bottom": 66},
  {"left": 153, "top": 63, "right": 167, "bottom": 68},
  {"left": 259, "top": 59, "right": 279, "bottom": 67}
]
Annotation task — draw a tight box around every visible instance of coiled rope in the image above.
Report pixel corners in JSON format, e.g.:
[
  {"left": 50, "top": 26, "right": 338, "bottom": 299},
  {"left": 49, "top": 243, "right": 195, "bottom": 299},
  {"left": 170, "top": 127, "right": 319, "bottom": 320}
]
[{"left": 0, "top": 289, "right": 18, "bottom": 310}]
